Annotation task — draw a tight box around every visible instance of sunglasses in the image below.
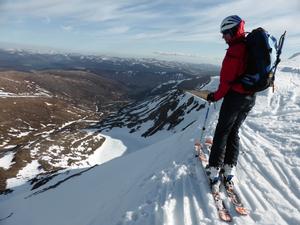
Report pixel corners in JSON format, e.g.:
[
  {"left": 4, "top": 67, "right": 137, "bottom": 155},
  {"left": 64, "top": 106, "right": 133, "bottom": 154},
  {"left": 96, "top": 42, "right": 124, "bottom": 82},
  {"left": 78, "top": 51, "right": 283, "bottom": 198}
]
[{"left": 221, "top": 29, "right": 232, "bottom": 35}]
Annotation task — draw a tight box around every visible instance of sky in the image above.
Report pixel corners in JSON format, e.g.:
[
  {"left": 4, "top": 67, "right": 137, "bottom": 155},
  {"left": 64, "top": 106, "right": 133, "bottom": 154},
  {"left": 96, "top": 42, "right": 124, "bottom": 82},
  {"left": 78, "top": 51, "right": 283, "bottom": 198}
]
[{"left": 0, "top": 0, "right": 299, "bottom": 64}]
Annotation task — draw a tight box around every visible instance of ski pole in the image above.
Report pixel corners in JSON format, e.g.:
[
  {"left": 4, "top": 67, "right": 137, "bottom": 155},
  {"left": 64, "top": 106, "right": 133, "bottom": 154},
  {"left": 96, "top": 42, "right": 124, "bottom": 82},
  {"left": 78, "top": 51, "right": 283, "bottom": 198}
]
[
  {"left": 200, "top": 102, "right": 211, "bottom": 143},
  {"left": 195, "top": 102, "right": 211, "bottom": 158},
  {"left": 273, "top": 31, "right": 286, "bottom": 77}
]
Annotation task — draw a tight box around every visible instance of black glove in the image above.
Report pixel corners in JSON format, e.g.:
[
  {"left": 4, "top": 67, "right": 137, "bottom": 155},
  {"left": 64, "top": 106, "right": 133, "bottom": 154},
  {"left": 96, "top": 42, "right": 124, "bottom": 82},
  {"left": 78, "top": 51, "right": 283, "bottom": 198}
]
[{"left": 206, "top": 92, "right": 215, "bottom": 102}]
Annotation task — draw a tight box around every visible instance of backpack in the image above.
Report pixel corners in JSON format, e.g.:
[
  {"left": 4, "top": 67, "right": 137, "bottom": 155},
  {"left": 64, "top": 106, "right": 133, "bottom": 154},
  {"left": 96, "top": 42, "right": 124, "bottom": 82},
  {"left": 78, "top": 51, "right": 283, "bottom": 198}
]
[{"left": 239, "top": 28, "right": 286, "bottom": 92}]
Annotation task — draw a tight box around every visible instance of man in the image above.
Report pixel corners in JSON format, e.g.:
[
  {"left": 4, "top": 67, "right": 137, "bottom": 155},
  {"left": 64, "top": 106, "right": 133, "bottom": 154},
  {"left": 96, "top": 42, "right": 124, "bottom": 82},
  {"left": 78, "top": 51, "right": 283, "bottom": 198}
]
[{"left": 200, "top": 15, "right": 256, "bottom": 186}]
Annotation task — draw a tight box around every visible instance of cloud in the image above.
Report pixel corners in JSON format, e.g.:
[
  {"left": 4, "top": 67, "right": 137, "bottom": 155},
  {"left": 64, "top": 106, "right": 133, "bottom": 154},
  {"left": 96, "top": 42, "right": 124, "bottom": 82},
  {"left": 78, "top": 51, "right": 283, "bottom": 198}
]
[
  {"left": 134, "top": 29, "right": 179, "bottom": 40},
  {"left": 1, "top": 0, "right": 299, "bottom": 61},
  {"left": 106, "top": 26, "right": 130, "bottom": 34},
  {"left": 61, "top": 25, "right": 73, "bottom": 32},
  {"left": 152, "top": 50, "right": 221, "bottom": 64},
  {"left": 42, "top": 16, "right": 51, "bottom": 24},
  {"left": 3, "top": 1, "right": 299, "bottom": 36},
  {"left": 153, "top": 51, "right": 201, "bottom": 58}
]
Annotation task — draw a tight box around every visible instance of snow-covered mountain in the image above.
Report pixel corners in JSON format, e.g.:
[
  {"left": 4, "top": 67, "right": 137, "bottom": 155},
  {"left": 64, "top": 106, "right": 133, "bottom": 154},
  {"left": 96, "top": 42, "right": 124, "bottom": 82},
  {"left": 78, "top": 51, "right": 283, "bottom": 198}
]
[
  {"left": 0, "top": 48, "right": 218, "bottom": 97},
  {"left": 280, "top": 53, "right": 300, "bottom": 74},
  {"left": 0, "top": 57, "right": 300, "bottom": 225}
]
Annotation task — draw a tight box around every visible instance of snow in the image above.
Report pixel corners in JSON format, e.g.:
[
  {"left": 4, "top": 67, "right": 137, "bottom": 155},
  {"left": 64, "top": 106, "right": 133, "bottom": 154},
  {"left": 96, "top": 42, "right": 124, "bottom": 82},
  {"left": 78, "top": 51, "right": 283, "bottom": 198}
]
[
  {"left": 16, "top": 131, "right": 31, "bottom": 138},
  {"left": 87, "top": 133, "right": 127, "bottom": 165},
  {"left": 6, "top": 160, "right": 42, "bottom": 189},
  {"left": 0, "top": 152, "right": 15, "bottom": 170},
  {"left": 2, "top": 145, "right": 17, "bottom": 150},
  {"left": 0, "top": 94, "right": 51, "bottom": 98},
  {"left": 280, "top": 55, "right": 300, "bottom": 70},
  {"left": 0, "top": 90, "right": 14, "bottom": 97},
  {"left": 151, "top": 79, "right": 187, "bottom": 93},
  {"left": 1, "top": 58, "right": 300, "bottom": 224},
  {"left": 0, "top": 85, "right": 52, "bottom": 98}
]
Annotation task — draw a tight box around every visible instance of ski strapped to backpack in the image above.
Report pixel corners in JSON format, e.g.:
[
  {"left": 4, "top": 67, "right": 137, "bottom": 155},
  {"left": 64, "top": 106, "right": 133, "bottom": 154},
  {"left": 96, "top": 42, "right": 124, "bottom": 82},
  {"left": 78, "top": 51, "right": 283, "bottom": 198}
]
[{"left": 239, "top": 28, "right": 286, "bottom": 92}]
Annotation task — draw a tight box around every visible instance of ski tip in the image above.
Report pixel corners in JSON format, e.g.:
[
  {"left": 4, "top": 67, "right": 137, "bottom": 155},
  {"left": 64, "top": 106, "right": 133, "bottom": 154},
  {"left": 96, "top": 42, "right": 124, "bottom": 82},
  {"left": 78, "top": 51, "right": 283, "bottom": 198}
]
[
  {"left": 198, "top": 154, "right": 207, "bottom": 162},
  {"left": 219, "top": 211, "right": 232, "bottom": 222},
  {"left": 194, "top": 142, "right": 201, "bottom": 147},
  {"left": 194, "top": 139, "right": 201, "bottom": 145},
  {"left": 235, "top": 206, "right": 249, "bottom": 215},
  {"left": 205, "top": 136, "right": 213, "bottom": 145}
]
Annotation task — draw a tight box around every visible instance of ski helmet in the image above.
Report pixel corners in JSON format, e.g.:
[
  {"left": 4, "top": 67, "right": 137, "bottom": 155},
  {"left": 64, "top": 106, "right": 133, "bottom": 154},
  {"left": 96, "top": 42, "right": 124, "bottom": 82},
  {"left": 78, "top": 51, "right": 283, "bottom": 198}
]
[{"left": 220, "top": 15, "right": 242, "bottom": 34}]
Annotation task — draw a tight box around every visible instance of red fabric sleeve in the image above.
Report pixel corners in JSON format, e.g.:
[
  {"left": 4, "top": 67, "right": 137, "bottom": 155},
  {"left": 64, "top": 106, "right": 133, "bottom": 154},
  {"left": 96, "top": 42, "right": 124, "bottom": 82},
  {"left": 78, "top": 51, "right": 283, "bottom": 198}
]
[{"left": 213, "top": 43, "right": 246, "bottom": 101}]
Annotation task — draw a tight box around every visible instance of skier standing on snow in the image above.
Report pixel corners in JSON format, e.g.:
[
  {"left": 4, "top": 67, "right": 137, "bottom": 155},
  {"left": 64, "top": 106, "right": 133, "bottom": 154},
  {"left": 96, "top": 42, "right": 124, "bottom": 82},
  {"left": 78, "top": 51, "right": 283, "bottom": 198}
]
[{"left": 199, "top": 15, "right": 256, "bottom": 186}]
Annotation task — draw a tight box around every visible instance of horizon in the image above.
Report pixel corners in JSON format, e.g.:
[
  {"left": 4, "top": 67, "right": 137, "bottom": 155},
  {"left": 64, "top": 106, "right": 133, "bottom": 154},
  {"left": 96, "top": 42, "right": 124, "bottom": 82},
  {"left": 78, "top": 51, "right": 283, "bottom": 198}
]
[
  {"left": 0, "top": 43, "right": 220, "bottom": 66},
  {"left": 0, "top": 0, "right": 299, "bottom": 65}
]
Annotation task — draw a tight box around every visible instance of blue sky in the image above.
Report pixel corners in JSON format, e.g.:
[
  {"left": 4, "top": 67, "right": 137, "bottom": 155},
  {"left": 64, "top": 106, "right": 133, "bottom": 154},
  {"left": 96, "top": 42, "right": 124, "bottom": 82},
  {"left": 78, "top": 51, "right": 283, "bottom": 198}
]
[{"left": 0, "top": 0, "right": 299, "bottom": 64}]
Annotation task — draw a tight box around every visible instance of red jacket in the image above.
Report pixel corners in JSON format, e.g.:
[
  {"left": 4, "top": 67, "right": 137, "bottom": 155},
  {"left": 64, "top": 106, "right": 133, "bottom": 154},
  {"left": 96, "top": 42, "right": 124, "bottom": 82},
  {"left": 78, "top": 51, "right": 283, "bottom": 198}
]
[{"left": 213, "top": 21, "right": 252, "bottom": 101}]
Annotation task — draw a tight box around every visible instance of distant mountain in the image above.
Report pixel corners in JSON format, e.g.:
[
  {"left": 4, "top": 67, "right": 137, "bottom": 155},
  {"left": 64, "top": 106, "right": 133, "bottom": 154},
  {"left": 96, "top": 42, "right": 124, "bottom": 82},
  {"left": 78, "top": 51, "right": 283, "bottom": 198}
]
[
  {"left": 280, "top": 52, "right": 300, "bottom": 74},
  {"left": 288, "top": 52, "right": 300, "bottom": 59},
  {"left": 0, "top": 48, "right": 219, "bottom": 98}
]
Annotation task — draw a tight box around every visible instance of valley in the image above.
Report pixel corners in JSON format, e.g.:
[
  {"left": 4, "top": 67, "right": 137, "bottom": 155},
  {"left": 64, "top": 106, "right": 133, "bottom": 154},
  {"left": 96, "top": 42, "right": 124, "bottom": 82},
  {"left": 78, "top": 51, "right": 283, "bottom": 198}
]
[{"left": 0, "top": 49, "right": 216, "bottom": 192}]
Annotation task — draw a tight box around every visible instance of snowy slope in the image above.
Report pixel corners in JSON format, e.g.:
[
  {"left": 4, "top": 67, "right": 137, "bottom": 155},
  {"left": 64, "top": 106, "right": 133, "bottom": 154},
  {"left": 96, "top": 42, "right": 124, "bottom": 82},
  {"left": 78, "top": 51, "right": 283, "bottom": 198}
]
[
  {"left": 280, "top": 54, "right": 300, "bottom": 74},
  {"left": 1, "top": 63, "right": 300, "bottom": 224}
]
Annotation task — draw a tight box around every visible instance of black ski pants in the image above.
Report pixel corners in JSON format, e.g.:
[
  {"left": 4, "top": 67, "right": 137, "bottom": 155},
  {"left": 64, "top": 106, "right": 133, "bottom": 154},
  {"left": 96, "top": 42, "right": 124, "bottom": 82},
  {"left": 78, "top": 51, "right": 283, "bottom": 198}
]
[{"left": 209, "top": 90, "right": 256, "bottom": 167}]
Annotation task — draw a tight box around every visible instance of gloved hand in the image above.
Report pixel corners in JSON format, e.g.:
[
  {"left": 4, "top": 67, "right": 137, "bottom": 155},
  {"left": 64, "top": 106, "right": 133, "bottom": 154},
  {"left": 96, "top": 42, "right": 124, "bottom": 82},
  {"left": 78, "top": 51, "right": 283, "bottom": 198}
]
[{"left": 206, "top": 92, "right": 215, "bottom": 102}]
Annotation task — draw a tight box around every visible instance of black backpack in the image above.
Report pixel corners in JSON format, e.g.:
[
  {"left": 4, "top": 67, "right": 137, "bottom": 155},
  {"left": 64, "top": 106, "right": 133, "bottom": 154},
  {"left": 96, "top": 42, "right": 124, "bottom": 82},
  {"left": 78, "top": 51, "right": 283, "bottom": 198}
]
[{"left": 239, "top": 28, "right": 286, "bottom": 92}]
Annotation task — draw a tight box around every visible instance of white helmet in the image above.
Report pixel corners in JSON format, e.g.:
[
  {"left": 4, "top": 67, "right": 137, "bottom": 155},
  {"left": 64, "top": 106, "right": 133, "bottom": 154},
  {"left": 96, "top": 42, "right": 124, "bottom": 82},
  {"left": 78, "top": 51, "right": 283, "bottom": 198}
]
[{"left": 220, "top": 15, "right": 242, "bottom": 33}]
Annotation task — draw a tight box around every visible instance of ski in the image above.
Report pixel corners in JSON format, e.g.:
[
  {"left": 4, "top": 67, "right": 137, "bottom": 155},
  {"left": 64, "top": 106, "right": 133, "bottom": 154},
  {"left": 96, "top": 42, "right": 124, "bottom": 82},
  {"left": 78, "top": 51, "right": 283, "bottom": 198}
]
[
  {"left": 210, "top": 181, "right": 232, "bottom": 222},
  {"left": 204, "top": 138, "right": 249, "bottom": 216},
  {"left": 0, "top": 212, "right": 13, "bottom": 222},
  {"left": 194, "top": 142, "right": 232, "bottom": 222},
  {"left": 194, "top": 142, "right": 207, "bottom": 162},
  {"left": 222, "top": 176, "right": 249, "bottom": 216}
]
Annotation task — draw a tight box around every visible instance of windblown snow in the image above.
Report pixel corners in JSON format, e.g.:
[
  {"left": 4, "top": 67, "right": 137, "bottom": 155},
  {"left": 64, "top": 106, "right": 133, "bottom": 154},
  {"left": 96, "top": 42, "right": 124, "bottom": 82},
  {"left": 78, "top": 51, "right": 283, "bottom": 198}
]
[{"left": 1, "top": 57, "right": 300, "bottom": 225}]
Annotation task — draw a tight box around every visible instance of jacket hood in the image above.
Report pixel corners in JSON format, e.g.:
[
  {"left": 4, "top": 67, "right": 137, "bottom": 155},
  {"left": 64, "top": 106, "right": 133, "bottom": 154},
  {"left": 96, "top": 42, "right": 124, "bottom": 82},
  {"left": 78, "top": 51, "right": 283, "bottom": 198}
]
[{"left": 228, "top": 20, "right": 245, "bottom": 45}]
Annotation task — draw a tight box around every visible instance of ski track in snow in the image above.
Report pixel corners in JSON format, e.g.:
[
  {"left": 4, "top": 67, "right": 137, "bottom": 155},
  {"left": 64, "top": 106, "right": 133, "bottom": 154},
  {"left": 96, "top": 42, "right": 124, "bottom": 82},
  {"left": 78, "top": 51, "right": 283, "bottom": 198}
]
[
  {"left": 237, "top": 71, "right": 300, "bottom": 225},
  {"left": 116, "top": 157, "right": 224, "bottom": 225}
]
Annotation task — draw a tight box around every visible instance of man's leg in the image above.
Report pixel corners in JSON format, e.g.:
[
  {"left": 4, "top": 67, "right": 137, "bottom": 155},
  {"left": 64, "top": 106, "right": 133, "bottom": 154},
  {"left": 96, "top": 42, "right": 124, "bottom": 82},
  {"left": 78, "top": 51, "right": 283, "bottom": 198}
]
[
  {"left": 208, "top": 97, "right": 239, "bottom": 167},
  {"left": 224, "top": 95, "right": 256, "bottom": 166},
  {"left": 223, "top": 111, "right": 248, "bottom": 166}
]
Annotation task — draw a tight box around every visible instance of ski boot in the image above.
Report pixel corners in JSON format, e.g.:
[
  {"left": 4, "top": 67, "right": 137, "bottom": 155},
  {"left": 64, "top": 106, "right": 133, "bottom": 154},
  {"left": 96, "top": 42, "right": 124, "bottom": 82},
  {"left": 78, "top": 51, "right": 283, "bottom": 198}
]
[
  {"left": 223, "top": 164, "right": 236, "bottom": 190},
  {"left": 206, "top": 166, "right": 221, "bottom": 192}
]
